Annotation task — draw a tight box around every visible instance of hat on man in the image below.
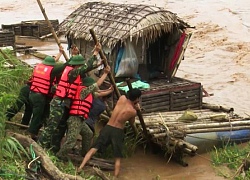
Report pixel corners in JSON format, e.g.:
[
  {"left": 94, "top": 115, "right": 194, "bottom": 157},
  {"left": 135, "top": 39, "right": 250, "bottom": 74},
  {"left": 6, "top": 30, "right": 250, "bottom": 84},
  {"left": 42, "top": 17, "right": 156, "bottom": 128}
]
[
  {"left": 68, "top": 55, "right": 85, "bottom": 65},
  {"left": 42, "top": 56, "right": 56, "bottom": 66},
  {"left": 82, "top": 77, "right": 95, "bottom": 87}
]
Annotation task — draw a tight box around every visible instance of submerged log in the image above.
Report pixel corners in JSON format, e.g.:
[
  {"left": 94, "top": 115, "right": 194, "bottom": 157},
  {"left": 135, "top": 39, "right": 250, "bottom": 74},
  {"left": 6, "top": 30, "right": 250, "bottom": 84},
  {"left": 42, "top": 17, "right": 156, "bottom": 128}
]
[
  {"left": 202, "top": 103, "right": 233, "bottom": 112},
  {"left": 93, "top": 167, "right": 111, "bottom": 180},
  {"left": 68, "top": 154, "right": 114, "bottom": 171}
]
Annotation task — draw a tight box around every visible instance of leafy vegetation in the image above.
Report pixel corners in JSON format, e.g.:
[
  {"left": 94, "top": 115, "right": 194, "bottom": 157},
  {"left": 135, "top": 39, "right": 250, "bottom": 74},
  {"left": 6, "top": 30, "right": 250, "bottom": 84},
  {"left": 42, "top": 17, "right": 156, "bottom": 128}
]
[
  {"left": 0, "top": 49, "right": 32, "bottom": 180},
  {"left": 211, "top": 142, "right": 250, "bottom": 179}
]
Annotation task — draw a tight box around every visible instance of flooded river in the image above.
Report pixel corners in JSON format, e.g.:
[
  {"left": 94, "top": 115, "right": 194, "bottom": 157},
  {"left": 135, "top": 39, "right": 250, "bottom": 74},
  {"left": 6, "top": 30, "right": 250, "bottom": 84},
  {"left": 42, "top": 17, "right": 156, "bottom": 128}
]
[{"left": 1, "top": 0, "right": 250, "bottom": 179}]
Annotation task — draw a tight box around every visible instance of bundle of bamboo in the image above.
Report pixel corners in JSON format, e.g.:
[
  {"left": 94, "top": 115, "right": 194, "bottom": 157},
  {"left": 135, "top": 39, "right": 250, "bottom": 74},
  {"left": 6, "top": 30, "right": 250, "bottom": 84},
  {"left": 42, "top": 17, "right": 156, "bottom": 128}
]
[{"left": 135, "top": 103, "right": 250, "bottom": 162}]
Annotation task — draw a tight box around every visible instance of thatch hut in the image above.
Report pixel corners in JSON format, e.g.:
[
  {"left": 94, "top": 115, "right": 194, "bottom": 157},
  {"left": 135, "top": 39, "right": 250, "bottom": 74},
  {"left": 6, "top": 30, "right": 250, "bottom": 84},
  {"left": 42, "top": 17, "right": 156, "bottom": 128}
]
[
  {"left": 58, "top": 2, "right": 192, "bottom": 80},
  {"left": 58, "top": 2, "right": 202, "bottom": 112}
]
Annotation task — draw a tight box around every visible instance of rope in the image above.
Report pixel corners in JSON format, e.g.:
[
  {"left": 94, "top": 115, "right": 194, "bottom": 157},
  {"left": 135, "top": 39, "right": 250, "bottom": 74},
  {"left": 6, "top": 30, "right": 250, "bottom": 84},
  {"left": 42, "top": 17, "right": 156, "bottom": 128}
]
[
  {"left": 29, "top": 144, "right": 41, "bottom": 173},
  {"left": 158, "top": 112, "right": 174, "bottom": 163},
  {"left": 28, "top": 156, "right": 41, "bottom": 169}
]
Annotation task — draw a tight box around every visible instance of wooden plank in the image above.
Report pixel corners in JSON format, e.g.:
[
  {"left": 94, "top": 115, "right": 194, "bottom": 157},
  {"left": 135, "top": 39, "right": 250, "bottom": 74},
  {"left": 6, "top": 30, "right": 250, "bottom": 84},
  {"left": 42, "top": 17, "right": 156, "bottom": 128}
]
[
  {"left": 142, "top": 101, "right": 169, "bottom": 109},
  {"left": 171, "top": 104, "right": 201, "bottom": 111},
  {"left": 141, "top": 94, "right": 170, "bottom": 102},
  {"left": 172, "top": 96, "right": 200, "bottom": 104},
  {"left": 141, "top": 97, "right": 169, "bottom": 105},
  {"left": 143, "top": 105, "right": 170, "bottom": 113},
  {"left": 172, "top": 92, "right": 200, "bottom": 100}
]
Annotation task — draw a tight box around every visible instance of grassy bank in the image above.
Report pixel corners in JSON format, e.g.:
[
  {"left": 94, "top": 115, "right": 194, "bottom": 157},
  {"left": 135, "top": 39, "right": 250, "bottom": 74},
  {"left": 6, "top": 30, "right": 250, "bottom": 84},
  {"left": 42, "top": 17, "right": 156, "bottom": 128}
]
[{"left": 211, "top": 142, "right": 250, "bottom": 179}]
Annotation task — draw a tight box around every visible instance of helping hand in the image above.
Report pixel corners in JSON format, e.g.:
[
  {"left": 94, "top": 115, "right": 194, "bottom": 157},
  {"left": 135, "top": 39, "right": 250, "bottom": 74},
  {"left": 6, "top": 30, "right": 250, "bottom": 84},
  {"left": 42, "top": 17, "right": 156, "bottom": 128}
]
[
  {"left": 59, "top": 46, "right": 64, "bottom": 53},
  {"left": 134, "top": 103, "right": 141, "bottom": 111},
  {"left": 109, "top": 85, "right": 114, "bottom": 91},
  {"left": 104, "top": 65, "right": 110, "bottom": 74},
  {"left": 93, "top": 42, "right": 102, "bottom": 55}
]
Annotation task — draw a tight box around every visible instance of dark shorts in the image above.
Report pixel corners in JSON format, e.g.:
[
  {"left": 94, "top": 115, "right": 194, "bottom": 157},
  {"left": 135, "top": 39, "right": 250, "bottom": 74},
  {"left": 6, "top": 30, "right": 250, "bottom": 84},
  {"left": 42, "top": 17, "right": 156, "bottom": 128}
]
[{"left": 93, "top": 125, "right": 124, "bottom": 158}]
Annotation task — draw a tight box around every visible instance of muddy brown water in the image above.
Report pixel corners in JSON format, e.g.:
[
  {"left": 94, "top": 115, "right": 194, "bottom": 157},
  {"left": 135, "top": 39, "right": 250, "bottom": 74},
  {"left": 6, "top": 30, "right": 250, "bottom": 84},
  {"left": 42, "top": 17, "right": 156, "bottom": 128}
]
[{"left": 1, "top": 0, "right": 250, "bottom": 179}]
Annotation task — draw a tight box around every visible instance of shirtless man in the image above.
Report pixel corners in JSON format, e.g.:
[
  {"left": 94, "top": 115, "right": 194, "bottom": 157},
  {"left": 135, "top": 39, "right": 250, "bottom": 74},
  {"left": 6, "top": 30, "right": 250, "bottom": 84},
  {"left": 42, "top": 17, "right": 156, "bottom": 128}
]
[{"left": 77, "top": 88, "right": 142, "bottom": 177}]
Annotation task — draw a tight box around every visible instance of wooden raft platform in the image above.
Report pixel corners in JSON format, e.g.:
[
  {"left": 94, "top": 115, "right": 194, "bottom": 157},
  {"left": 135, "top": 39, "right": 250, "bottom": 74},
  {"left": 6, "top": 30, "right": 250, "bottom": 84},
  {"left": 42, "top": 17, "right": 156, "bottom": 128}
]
[
  {"left": 0, "top": 30, "right": 15, "bottom": 48},
  {"left": 135, "top": 103, "right": 250, "bottom": 165},
  {"left": 1, "top": 20, "right": 59, "bottom": 38}
]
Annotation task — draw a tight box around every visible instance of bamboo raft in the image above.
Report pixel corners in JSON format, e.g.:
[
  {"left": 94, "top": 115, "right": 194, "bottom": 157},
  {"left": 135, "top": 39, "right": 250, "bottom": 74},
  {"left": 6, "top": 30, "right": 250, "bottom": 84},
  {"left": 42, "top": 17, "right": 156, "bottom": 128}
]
[
  {"left": 2, "top": 20, "right": 59, "bottom": 38},
  {"left": 135, "top": 103, "right": 250, "bottom": 165}
]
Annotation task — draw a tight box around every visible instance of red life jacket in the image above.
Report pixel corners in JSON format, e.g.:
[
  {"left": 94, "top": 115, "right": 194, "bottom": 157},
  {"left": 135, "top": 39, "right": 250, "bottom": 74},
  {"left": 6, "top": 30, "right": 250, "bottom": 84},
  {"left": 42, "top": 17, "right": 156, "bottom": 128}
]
[
  {"left": 30, "top": 63, "right": 54, "bottom": 95},
  {"left": 55, "top": 66, "right": 81, "bottom": 98},
  {"left": 69, "top": 85, "right": 93, "bottom": 119}
]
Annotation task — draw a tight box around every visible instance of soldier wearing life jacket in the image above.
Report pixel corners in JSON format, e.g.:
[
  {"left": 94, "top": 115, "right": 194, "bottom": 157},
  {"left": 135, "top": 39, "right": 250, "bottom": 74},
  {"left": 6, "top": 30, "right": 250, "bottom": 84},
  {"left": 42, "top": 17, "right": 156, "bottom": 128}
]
[
  {"left": 28, "top": 56, "right": 56, "bottom": 140},
  {"left": 28, "top": 47, "right": 73, "bottom": 141},
  {"left": 57, "top": 65, "right": 113, "bottom": 159},
  {"left": 38, "top": 43, "right": 103, "bottom": 152}
]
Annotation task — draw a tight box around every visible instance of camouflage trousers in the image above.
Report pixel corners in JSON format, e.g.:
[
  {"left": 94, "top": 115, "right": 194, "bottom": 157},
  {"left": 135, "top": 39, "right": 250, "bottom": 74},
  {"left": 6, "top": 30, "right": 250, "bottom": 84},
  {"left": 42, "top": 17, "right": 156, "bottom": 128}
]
[
  {"left": 38, "top": 98, "right": 66, "bottom": 149},
  {"left": 57, "top": 116, "right": 93, "bottom": 158}
]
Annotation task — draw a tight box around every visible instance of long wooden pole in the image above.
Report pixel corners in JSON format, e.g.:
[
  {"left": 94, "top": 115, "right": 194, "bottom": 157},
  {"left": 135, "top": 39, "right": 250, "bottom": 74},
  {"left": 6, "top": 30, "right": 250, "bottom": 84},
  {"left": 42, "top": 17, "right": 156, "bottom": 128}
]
[
  {"left": 126, "top": 78, "right": 148, "bottom": 138},
  {"left": 0, "top": 49, "right": 15, "bottom": 66},
  {"left": 89, "top": 29, "right": 121, "bottom": 98},
  {"left": 36, "top": 0, "right": 69, "bottom": 61}
]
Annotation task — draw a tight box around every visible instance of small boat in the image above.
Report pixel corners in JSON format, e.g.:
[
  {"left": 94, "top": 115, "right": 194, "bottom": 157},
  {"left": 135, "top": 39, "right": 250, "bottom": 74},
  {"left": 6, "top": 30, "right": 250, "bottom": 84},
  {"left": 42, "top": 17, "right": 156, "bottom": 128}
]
[{"left": 185, "top": 129, "right": 250, "bottom": 153}]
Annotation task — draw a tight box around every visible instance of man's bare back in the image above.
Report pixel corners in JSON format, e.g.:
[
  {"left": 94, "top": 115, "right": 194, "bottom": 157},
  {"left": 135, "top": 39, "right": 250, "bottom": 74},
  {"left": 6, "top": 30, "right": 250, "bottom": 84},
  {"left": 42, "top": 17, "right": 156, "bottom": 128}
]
[
  {"left": 107, "top": 95, "right": 137, "bottom": 129},
  {"left": 77, "top": 88, "right": 141, "bottom": 177}
]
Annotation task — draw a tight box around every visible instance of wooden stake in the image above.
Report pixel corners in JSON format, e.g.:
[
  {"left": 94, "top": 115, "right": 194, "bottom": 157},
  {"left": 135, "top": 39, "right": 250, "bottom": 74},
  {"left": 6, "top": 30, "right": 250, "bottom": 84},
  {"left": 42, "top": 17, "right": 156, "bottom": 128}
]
[
  {"left": 36, "top": 0, "right": 69, "bottom": 61},
  {"left": 89, "top": 29, "right": 121, "bottom": 99},
  {"left": 0, "top": 49, "right": 15, "bottom": 65},
  {"left": 6, "top": 121, "right": 29, "bottom": 129},
  {"left": 126, "top": 78, "right": 148, "bottom": 138}
]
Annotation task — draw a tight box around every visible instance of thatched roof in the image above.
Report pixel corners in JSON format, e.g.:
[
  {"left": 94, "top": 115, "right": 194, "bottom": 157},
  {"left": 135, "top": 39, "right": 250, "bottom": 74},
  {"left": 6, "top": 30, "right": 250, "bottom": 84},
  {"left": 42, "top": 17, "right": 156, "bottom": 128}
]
[{"left": 58, "top": 2, "right": 191, "bottom": 48}]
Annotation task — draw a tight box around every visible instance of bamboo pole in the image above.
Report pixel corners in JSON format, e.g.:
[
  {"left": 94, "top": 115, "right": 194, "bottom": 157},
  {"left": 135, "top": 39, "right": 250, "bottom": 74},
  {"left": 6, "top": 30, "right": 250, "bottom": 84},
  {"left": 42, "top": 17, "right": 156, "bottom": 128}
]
[
  {"left": 185, "top": 126, "right": 250, "bottom": 134},
  {"left": 89, "top": 29, "right": 121, "bottom": 99},
  {"left": 152, "top": 131, "right": 174, "bottom": 138},
  {"left": 180, "top": 120, "right": 250, "bottom": 129},
  {"left": 6, "top": 121, "right": 29, "bottom": 129},
  {"left": 126, "top": 78, "right": 148, "bottom": 138},
  {"left": 36, "top": 0, "right": 69, "bottom": 61},
  {"left": 0, "top": 49, "right": 16, "bottom": 65},
  {"left": 183, "top": 148, "right": 196, "bottom": 156}
]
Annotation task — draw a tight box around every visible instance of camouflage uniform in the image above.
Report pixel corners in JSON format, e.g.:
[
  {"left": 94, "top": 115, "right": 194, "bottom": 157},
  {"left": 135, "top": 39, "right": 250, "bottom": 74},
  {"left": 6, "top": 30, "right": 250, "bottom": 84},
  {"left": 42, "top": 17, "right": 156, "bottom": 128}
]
[
  {"left": 38, "top": 97, "right": 67, "bottom": 148},
  {"left": 57, "top": 116, "right": 93, "bottom": 157},
  {"left": 57, "top": 83, "right": 98, "bottom": 158},
  {"left": 38, "top": 55, "right": 98, "bottom": 150}
]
